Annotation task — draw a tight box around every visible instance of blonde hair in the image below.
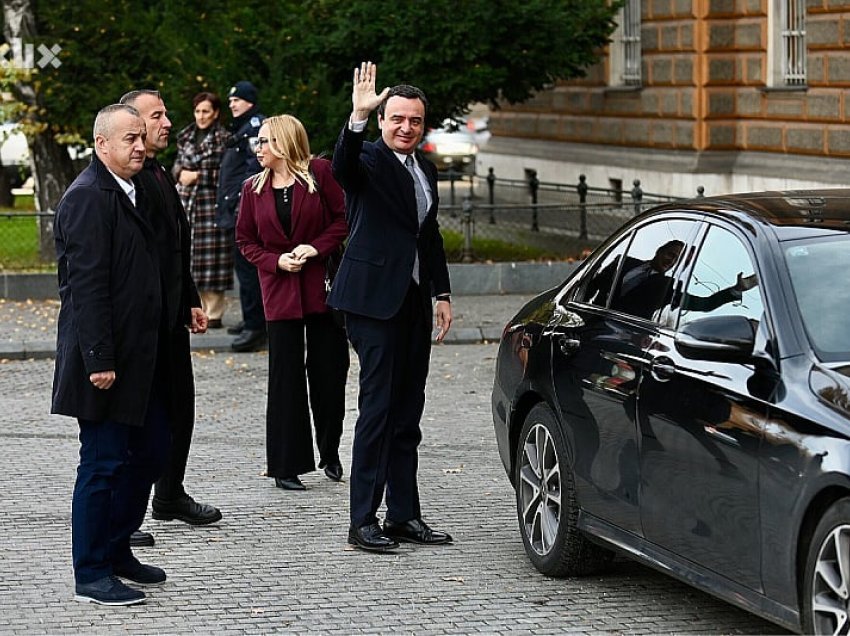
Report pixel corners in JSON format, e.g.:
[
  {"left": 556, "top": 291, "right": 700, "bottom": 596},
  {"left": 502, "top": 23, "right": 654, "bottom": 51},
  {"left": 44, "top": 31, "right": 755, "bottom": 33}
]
[{"left": 251, "top": 114, "right": 316, "bottom": 195}]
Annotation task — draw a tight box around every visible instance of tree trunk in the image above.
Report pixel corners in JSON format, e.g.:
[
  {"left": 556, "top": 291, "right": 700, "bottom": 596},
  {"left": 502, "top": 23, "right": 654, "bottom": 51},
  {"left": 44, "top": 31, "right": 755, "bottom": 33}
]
[{"left": 3, "top": 0, "right": 77, "bottom": 258}]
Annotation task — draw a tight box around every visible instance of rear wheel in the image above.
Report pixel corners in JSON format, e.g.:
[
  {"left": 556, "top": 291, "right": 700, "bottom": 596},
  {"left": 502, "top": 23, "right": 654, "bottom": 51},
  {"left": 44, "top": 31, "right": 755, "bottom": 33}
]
[
  {"left": 803, "top": 497, "right": 850, "bottom": 635},
  {"left": 515, "top": 403, "right": 613, "bottom": 577}
]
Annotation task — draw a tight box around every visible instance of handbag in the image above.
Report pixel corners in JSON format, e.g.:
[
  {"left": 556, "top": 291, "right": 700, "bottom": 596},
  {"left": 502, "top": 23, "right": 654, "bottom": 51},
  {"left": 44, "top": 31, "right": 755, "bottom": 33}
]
[
  {"left": 324, "top": 244, "right": 344, "bottom": 293},
  {"left": 314, "top": 167, "right": 346, "bottom": 328}
]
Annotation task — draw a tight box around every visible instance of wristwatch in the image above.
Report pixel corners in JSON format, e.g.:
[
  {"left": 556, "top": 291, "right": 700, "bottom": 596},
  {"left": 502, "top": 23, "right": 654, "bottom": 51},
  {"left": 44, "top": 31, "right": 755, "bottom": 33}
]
[{"left": 436, "top": 294, "right": 451, "bottom": 303}]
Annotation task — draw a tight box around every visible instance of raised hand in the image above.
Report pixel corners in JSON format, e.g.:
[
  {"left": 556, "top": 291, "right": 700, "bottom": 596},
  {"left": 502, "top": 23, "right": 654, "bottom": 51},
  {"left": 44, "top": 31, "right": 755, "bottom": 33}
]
[
  {"left": 352, "top": 61, "right": 390, "bottom": 121},
  {"left": 735, "top": 272, "right": 758, "bottom": 292}
]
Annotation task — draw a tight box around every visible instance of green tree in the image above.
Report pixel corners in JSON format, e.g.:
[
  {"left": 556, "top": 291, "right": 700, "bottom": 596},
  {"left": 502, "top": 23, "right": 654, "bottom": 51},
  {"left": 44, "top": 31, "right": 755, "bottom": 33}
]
[{"left": 8, "top": 0, "right": 619, "bottom": 209}]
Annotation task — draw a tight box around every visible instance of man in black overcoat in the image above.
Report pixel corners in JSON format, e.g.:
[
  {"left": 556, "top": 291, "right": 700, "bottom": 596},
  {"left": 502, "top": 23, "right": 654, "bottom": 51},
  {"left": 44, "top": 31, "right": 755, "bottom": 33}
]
[
  {"left": 328, "top": 62, "right": 454, "bottom": 552},
  {"left": 120, "top": 90, "right": 221, "bottom": 530},
  {"left": 53, "top": 104, "right": 168, "bottom": 605}
]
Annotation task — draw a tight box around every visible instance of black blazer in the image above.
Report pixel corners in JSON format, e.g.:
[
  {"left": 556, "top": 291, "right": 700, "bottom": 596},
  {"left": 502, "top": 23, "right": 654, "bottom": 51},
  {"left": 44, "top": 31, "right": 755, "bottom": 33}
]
[
  {"left": 52, "top": 155, "right": 163, "bottom": 427},
  {"left": 136, "top": 157, "right": 201, "bottom": 332},
  {"left": 327, "top": 126, "right": 450, "bottom": 320}
]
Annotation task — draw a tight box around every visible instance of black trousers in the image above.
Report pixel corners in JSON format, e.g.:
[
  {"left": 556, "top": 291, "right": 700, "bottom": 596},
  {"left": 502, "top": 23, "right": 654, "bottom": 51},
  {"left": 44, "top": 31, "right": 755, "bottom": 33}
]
[
  {"left": 266, "top": 312, "right": 349, "bottom": 478},
  {"left": 233, "top": 243, "right": 265, "bottom": 331},
  {"left": 345, "top": 283, "right": 432, "bottom": 527},
  {"left": 154, "top": 326, "right": 195, "bottom": 501}
]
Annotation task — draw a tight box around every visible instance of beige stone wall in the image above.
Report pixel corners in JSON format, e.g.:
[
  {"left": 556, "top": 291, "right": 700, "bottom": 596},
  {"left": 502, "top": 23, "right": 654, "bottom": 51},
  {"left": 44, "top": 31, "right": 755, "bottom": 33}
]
[{"left": 489, "top": 0, "right": 850, "bottom": 157}]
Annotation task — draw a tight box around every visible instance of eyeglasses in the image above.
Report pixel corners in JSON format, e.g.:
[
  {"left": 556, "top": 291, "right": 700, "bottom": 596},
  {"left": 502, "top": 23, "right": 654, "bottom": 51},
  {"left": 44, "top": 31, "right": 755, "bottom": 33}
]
[{"left": 250, "top": 137, "right": 269, "bottom": 152}]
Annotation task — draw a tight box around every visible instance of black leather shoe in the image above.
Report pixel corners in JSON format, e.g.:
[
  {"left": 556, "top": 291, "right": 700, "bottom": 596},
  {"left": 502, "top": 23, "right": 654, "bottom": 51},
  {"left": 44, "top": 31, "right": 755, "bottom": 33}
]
[
  {"left": 113, "top": 559, "right": 166, "bottom": 585},
  {"left": 227, "top": 320, "right": 245, "bottom": 335},
  {"left": 384, "top": 518, "right": 453, "bottom": 545},
  {"left": 275, "top": 476, "right": 306, "bottom": 490},
  {"left": 208, "top": 318, "right": 223, "bottom": 329},
  {"left": 151, "top": 493, "right": 222, "bottom": 525},
  {"left": 231, "top": 328, "right": 267, "bottom": 352},
  {"left": 129, "top": 530, "right": 154, "bottom": 547},
  {"left": 324, "top": 463, "right": 343, "bottom": 482},
  {"left": 348, "top": 523, "right": 399, "bottom": 553},
  {"left": 75, "top": 575, "right": 145, "bottom": 606}
]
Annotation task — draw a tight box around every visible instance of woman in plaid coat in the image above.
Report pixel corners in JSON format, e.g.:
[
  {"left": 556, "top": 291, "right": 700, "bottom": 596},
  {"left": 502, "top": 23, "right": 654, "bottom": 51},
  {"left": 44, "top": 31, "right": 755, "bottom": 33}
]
[{"left": 173, "top": 92, "right": 232, "bottom": 328}]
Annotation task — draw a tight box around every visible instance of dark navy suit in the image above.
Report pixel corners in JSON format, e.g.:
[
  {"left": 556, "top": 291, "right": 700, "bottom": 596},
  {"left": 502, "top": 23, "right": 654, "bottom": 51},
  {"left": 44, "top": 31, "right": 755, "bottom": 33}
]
[
  {"left": 53, "top": 155, "right": 170, "bottom": 584},
  {"left": 328, "top": 125, "right": 450, "bottom": 527}
]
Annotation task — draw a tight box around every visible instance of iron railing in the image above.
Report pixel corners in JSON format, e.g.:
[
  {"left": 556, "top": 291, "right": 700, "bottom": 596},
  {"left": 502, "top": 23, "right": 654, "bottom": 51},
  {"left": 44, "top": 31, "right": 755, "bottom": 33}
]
[{"left": 0, "top": 171, "right": 705, "bottom": 268}]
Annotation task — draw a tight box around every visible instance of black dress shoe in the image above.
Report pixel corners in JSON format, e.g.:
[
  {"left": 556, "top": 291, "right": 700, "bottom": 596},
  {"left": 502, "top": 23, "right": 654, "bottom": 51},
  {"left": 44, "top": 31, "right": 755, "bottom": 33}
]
[
  {"left": 231, "top": 328, "right": 267, "bottom": 352},
  {"left": 129, "top": 530, "right": 154, "bottom": 547},
  {"left": 324, "top": 463, "right": 343, "bottom": 482},
  {"left": 275, "top": 476, "right": 306, "bottom": 490},
  {"left": 384, "top": 518, "right": 453, "bottom": 545},
  {"left": 113, "top": 558, "right": 166, "bottom": 585},
  {"left": 348, "top": 523, "right": 399, "bottom": 553},
  {"left": 151, "top": 493, "right": 222, "bottom": 525},
  {"left": 227, "top": 320, "right": 245, "bottom": 335},
  {"left": 208, "top": 318, "right": 223, "bottom": 329}
]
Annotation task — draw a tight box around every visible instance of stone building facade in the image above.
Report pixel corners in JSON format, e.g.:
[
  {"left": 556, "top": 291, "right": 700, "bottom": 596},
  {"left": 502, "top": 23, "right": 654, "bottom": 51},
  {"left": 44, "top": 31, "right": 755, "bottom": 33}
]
[{"left": 478, "top": 0, "right": 850, "bottom": 197}]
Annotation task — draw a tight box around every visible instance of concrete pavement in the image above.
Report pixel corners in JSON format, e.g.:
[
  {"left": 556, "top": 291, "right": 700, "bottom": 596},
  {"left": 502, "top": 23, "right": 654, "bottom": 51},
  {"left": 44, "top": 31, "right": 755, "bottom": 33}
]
[{"left": 0, "top": 291, "right": 786, "bottom": 633}]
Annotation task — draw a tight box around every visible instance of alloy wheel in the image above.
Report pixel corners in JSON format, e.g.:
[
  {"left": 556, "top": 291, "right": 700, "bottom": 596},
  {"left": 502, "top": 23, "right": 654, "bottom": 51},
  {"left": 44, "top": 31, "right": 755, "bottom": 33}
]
[
  {"left": 812, "top": 523, "right": 850, "bottom": 635},
  {"left": 518, "top": 422, "right": 562, "bottom": 556}
]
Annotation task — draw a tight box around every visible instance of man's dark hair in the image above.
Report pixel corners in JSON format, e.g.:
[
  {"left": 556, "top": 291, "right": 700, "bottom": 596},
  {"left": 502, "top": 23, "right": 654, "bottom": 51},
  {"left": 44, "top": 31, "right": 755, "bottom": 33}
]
[
  {"left": 377, "top": 84, "right": 428, "bottom": 119},
  {"left": 119, "top": 89, "right": 162, "bottom": 107}
]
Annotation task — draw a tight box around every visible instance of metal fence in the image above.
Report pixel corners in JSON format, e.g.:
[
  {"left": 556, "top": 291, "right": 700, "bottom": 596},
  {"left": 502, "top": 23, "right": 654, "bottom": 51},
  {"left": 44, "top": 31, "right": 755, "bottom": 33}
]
[
  {"left": 436, "top": 169, "right": 704, "bottom": 262},
  {"left": 0, "top": 171, "right": 705, "bottom": 269},
  {"left": 0, "top": 212, "right": 54, "bottom": 270}
]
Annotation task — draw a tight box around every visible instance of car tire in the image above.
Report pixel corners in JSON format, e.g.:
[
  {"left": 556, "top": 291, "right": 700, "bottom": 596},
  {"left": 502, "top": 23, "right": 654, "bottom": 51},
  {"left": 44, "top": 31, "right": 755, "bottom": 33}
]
[
  {"left": 802, "top": 497, "right": 850, "bottom": 635},
  {"left": 514, "top": 403, "right": 613, "bottom": 577}
]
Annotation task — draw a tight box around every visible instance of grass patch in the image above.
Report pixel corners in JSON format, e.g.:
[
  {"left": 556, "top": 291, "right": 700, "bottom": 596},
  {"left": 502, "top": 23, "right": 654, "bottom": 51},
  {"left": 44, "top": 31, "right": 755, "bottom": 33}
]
[
  {"left": 441, "top": 228, "right": 588, "bottom": 262},
  {"left": 0, "top": 212, "right": 53, "bottom": 270}
]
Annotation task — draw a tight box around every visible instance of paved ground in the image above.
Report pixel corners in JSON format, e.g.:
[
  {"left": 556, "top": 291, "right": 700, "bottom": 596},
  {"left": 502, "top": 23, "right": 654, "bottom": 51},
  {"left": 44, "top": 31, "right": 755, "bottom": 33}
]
[
  {"left": 0, "top": 294, "right": 535, "bottom": 357},
  {"left": 0, "top": 296, "right": 785, "bottom": 634}
]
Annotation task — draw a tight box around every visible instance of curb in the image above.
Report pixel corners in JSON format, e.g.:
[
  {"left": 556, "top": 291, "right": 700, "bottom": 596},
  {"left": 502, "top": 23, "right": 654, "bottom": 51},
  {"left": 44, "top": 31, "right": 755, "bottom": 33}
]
[
  {"left": 1, "top": 327, "right": 507, "bottom": 360},
  {"left": 0, "top": 262, "right": 579, "bottom": 301}
]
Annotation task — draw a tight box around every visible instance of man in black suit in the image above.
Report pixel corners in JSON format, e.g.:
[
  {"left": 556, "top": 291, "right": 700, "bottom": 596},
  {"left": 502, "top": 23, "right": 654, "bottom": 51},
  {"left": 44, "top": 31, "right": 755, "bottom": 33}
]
[
  {"left": 120, "top": 90, "right": 222, "bottom": 532},
  {"left": 328, "top": 61, "right": 453, "bottom": 552},
  {"left": 54, "top": 104, "right": 168, "bottom": 605}
]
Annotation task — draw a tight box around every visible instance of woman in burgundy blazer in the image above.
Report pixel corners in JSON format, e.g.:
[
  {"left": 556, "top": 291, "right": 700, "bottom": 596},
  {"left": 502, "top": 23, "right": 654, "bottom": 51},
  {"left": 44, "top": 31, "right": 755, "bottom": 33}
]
[{"left": 236, "top": 114, "right": 349, "bottom": 490}]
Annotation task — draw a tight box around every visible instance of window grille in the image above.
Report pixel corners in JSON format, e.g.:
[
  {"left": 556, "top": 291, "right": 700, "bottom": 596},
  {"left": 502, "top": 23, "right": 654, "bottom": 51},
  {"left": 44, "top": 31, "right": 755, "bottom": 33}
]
[
  {"left": 622, "top": 0, "right": 642, "bottom": 85},
  {"left": 782, "top": 0, "right": 806, "bottom": 85}
]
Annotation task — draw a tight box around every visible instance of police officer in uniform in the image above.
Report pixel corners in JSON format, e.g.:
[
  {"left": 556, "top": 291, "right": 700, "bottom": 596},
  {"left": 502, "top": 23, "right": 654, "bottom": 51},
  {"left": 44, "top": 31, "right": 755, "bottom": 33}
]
[{"left": 216, "top": 81, "right": 267, "bottom": 352}]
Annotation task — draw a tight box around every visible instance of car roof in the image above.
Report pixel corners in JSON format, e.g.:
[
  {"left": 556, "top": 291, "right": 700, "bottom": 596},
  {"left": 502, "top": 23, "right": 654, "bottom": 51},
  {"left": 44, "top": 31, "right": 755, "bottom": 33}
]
[{"left": 649, "top": 189, "right": 850, "bottom": 239}]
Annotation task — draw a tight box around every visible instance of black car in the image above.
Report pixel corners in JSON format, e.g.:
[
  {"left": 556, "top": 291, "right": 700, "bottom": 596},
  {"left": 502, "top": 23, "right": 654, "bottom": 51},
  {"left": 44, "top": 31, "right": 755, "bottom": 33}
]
[{"left": 492, "top": 189, "right": 850, "bottom": 634}]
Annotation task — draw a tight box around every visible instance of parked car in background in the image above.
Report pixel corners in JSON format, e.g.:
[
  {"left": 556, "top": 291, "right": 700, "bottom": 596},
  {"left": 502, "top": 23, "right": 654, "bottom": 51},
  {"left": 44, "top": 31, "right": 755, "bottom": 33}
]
[
  {"left": 492, "top": 189, "right": 850, "bottom": 634},
  {"left": 0, "top": 123, "right": 30, "bottom": 192},
  {"left": 419, "top": 117, "right": 486, "bottom": 174}
]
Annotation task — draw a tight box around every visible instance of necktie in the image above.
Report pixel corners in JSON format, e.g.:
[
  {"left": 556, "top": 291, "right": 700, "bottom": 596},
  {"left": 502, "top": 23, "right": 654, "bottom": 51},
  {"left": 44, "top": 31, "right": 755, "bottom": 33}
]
[
  {"left": 405, "top": 155, "right": 428, "bottom": 283},
  {"left": 405, "top": 155, "right": 428, "bottom": 223}
]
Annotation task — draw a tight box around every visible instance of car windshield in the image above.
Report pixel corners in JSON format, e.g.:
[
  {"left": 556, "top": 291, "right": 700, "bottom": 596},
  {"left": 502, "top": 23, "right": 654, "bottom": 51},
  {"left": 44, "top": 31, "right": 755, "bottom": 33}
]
[{"left": 784, "top": 235, "right": 850, "bottom": 361}]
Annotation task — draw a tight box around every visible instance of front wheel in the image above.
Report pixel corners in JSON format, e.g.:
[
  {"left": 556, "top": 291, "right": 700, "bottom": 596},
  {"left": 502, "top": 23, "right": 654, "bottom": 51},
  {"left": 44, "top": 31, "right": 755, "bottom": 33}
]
[
  {"left": 514, "top": 403, "right": 613, "bottom": 577},
  {"left": 803, "top": 497, "right": 850, "bottom": 634}
]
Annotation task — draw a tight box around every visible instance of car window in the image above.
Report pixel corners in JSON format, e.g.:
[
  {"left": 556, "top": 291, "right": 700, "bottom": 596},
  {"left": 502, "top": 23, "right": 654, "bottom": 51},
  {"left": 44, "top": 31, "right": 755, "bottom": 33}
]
[
  {"left": 678, "top": 226, "right": 762, "bottom": 328},
  {"left": 608, "top": 219, "right": 696, "bottom": 322},
  {"left": 575, "top": 236, "right": 628, "bottom": 307},
  {"left": 784, "top": 235, "right": 850, "bottom": 361}
]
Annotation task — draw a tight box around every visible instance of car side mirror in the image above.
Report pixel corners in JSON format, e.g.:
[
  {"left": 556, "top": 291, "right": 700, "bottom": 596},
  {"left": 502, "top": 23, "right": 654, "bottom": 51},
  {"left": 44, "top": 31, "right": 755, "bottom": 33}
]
[{"left": 675, "top": 315, "right": 756, "bottom": 362}]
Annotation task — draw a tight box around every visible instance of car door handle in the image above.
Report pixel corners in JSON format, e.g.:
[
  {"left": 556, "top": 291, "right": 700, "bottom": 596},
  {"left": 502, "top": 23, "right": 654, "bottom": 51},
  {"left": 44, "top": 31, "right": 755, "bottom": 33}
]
[
  {"left": 650, "top": 356, "right": 676, "bottom": 381},
  {"left": 557, "top": 336, "right": 580, "bottom": 356},
  {"left": 704, "top": 425, "right": 741, "bottom": 448}
]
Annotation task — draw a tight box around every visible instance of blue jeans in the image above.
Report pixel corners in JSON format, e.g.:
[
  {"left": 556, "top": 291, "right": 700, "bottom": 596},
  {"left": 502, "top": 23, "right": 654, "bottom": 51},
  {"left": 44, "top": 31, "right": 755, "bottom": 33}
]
[{"left": 71, "top": 391, "right": 170, "bottom": 584}]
